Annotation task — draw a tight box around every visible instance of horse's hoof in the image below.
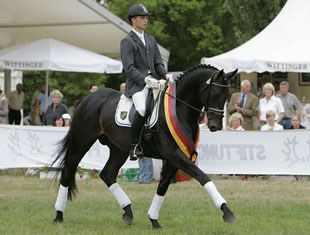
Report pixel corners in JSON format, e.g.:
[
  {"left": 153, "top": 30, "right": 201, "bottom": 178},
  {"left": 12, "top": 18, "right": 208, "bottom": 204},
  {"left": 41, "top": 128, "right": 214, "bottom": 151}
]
[
  {"left": 223, "top": 213, "right": 237, "bottom": 223},
  {"left": 122, "top": 213, "right": 133, "bottom": 225},
  {"left": 53, "top": 211, "right": 64, "bottom": 224},
  {"left": 150, "top": 218, "right": 162, "bottom": 229},
  {"left": 53, "top": 217, "right": 63, "bottom": 223}
]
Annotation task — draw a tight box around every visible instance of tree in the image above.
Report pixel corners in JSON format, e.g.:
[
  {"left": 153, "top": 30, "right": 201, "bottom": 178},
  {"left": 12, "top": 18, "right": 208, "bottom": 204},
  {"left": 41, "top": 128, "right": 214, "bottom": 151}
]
[
  {"left": 224, "top": 0, "right": 286, "bottom": 44},
  {"left": 23, "top": 71, "right": 108, "bottom": 115},
  {"left": 106, "top": 0, "right": 236, "bottom": 71}
]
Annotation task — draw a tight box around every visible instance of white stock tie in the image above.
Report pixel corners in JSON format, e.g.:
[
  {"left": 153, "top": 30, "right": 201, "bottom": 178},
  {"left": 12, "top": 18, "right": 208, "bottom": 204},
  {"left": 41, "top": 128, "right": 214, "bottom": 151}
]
[{"left": 140, "top": 35, "right": 146, "bottom": 46}]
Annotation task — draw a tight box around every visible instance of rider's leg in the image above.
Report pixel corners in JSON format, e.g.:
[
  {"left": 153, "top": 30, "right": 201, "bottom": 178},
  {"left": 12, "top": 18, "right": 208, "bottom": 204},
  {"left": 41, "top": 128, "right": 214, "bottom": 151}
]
[{"left": 130, "top": 87, "right": 148, "bottom": 160}]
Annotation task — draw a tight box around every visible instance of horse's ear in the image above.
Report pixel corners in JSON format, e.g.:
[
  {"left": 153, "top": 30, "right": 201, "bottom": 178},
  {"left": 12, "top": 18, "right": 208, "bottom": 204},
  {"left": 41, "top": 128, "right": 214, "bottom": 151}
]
[
  {"left": 216, "top": 69, "right": 224, "bottom": 78},
  {"left": 226, "top": 69, "right": 238, "bottom": 80}
]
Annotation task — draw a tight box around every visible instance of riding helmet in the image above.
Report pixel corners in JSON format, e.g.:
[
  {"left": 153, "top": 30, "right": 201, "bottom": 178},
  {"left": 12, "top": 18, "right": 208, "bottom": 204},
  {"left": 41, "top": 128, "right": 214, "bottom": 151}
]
[{"left": 128, "top": 4, "right": 151, "bottom": 22}]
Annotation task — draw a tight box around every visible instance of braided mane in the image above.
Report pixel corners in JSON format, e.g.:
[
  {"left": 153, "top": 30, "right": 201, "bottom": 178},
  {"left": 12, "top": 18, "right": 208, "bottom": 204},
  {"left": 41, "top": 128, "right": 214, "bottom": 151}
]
[{"left": 176, "top": 64, "right": 218, "bottom": 81}]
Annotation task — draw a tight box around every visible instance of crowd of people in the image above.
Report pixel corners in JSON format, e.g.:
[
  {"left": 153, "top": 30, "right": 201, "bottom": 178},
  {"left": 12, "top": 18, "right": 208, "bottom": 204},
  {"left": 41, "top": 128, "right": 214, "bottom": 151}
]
[
  {"left": 227, "top": 80, "right": 305, "bottom": 132},
  {"left": 0, "top": 83, "right": 77, "bottom": 127}
]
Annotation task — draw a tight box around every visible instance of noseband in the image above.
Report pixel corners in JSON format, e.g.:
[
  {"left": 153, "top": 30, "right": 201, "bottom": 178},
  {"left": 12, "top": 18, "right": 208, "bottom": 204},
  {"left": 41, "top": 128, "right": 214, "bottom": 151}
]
[{"left": 205, "top": 77, "right": 230, "bottom": 121}]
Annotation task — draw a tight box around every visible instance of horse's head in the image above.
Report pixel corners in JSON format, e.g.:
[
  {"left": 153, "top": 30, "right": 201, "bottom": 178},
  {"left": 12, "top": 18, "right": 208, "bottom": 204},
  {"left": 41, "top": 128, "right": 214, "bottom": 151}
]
[{"left": 200, "top": 68, "right": 238, "bottom": 131}]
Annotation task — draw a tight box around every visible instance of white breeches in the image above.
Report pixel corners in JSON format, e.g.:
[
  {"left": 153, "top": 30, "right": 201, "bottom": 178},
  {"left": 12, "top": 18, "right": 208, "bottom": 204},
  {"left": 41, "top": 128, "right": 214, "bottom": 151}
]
[{"left": 132, "top": 85, "right": 149, "bottom": 117}]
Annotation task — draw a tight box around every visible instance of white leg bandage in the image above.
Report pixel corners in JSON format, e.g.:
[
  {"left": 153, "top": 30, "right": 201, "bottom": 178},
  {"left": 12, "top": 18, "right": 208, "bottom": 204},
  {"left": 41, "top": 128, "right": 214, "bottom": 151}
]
[
  {"left": 55, "top": 184, "right": 68, "bottom": 212},
  {"left": 204, "top": 181, "right": 226, "bottom": 209},
  {"left": 109, "top": 183, "right": 131, "bottom": 208},
  {"left": 148, "top": 194, "right": 165, "bottom": 220}
]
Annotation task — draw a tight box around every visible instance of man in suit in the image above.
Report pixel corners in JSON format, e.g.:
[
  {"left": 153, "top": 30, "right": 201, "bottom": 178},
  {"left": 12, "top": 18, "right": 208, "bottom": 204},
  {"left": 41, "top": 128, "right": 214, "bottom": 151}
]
[
  {"left": 121, "top": 4, "right": 173, "bottom": 160},
  {"left": 228, "top": 80, "right": 258, "bottom": 130}
]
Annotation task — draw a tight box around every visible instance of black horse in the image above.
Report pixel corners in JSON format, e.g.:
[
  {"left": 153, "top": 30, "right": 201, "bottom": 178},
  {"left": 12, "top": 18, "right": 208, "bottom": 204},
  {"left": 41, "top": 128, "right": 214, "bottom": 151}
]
[{"left": 52, "top": 64, "right": 238, "bottom": 229}]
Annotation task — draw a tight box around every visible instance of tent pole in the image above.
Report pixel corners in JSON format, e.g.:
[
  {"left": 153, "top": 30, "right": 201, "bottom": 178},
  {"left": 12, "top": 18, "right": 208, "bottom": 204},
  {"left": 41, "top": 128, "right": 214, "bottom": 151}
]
[
  {"left": 4, "top": 69, "right": 11, "bottom": 93},
  {"left": 45, "top": 70, "right": 49, "bottom": 113}
]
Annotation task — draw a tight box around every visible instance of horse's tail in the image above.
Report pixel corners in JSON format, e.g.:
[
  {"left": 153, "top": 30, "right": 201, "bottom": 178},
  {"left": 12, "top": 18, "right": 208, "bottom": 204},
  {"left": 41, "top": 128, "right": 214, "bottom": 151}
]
[{"left": 52, "top": 129, "right": 76, "bottom": 200}]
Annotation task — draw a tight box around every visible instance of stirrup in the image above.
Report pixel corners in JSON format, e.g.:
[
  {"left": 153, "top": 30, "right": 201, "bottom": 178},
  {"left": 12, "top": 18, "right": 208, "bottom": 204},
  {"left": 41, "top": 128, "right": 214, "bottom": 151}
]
[{"left": 129, "top": 144, "right": 144, "bottom": 161}]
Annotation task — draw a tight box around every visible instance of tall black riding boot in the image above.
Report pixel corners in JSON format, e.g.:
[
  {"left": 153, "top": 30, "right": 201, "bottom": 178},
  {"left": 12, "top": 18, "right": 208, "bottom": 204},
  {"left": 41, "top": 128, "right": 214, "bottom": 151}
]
[{"left": 129, "top": 113, "right": 145, "bottom": 161}]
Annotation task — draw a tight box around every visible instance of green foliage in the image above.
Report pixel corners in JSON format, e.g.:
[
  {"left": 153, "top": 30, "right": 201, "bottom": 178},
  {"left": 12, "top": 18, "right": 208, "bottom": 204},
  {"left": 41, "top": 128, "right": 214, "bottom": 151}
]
[
  {"left": 23, "top": 71, "right": 108, "bottom": 114},
  {"left": 224, "top": 0, "right": 286, "bottom": 44}
]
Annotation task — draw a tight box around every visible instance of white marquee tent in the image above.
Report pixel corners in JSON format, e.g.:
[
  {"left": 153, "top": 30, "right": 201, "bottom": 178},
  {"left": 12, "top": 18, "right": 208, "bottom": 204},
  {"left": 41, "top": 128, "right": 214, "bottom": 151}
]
[
  {"left": 201, "top": 0, "right": 310, "bottom": 73},
  {"left": 0, "top": 38, "right": 123, "bottom": 109},
  {"left": 0, "top": 38, "right": 123, "bottom": 73},
  {"left": 0, "top": 0, "right": 169, "bottom": 64}
]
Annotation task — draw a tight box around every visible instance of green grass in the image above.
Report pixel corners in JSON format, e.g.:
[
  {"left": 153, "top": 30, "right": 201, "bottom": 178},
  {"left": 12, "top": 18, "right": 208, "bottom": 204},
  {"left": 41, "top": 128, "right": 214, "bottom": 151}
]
[{"left": 0, "top": 175, "right": 309, "bottom": 235}]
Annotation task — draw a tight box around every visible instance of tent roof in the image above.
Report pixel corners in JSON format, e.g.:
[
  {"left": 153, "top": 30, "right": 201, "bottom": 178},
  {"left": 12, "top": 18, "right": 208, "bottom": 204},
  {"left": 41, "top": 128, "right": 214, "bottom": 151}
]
[
  {"left": 0, "top": 0, "right": 170, "bottom": 65},
  {"left": 0, "top": 38, "right": 123, "bottom": 73},
  {"left": 201, "top": 0, "right": 310, "bottom": 73}
]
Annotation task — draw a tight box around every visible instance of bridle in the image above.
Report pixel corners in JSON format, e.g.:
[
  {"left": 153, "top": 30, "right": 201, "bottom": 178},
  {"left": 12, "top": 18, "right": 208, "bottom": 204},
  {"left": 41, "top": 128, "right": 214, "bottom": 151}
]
[
  {"left": 164, "top": 75, "right": 230, "bottom": 121},
  {"left": 205, "top": 77, "right": 230, "bottom": 120}
]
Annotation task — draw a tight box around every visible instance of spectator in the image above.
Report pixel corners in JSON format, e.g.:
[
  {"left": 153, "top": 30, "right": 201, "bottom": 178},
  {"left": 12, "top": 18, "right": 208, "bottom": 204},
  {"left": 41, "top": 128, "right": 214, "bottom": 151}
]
[
  {"left": 289, "top": 115, "right": 305, "bottom": 129},
  {"left": 119, "top": 82, "right": 126, "bottom": 93},
  {"left": 35, "top": 83, "right": 52, "bottom": 124},
  {"left": 0, "top": 89, "right": 9, "bottom": 124},
  {"left": 89, "top": 84, "right": 99, "bottom": 93},
  {"left": 261, "top": 110, "right": 284, "bottom": 131},
  {"left": 42, "top": 90, "right": 68, "bottom": 126},
  {"left": 30, "top": 84, "right": 41, "bottom": 125},
  {"left": 228, "top": 112, "right": 244, "bottom": 131},
  {"left": 62, "top": 113, "right": 72, "bottom": 127},
  {"left": 199, "top": 110, "right": 209, "bottom": 129},
  {"left": 276, "top": 81, "right": 303, "bottom": 129},
  {"left": 227, "top": 112, "right": 247, "bottom": 180},
  {"left": 54, "top": 116, "right": 64, "bottom": 127},
  {"left": 257, "top": 83, "right": 284, "bottom": 127},
  {"left": 228, "top": 80, "right": 258, "bottom": 130},
  {"left": 7, "top": 83, "right": 25, "bottom": 125}
]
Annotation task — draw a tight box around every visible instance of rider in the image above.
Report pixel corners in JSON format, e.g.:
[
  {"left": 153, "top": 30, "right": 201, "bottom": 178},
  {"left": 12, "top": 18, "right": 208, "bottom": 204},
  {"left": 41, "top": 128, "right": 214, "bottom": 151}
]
[{"left": 120, "top": 4, "right": 173, "bottom": 160}]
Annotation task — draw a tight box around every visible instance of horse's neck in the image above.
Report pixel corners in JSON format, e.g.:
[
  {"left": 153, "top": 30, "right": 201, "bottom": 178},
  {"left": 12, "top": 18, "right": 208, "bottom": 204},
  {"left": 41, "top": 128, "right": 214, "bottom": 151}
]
[{"left": 174, "top": 80, "right": 201, "bottom": 137}]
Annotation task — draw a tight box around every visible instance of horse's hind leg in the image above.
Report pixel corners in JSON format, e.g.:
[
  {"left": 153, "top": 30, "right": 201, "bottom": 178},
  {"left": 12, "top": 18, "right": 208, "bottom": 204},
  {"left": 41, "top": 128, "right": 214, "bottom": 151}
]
[
  {"left": 173, "top": 149, "right": 236, "bottom": 223},
  {"left": 99, "top": 143, "right": 133, "bottom": 225},
  {"left": 148, "top": 160, "right": 178, "bottom": 229},
  {"left": 53, "top": 134, "right": 98, "bottom": 223}
]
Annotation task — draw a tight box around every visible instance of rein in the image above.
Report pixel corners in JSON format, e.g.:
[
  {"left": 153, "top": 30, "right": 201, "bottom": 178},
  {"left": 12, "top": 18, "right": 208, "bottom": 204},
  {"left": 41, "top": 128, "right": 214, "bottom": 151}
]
[{"left": 164, "top": 80, "right": 230, "bottom": 119}]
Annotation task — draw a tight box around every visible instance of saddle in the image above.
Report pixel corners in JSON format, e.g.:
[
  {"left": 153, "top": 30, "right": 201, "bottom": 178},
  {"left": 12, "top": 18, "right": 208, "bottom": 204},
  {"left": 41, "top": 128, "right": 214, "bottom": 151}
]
[{"left": 115, "top": 78, "right": 166, "bottom": 128}]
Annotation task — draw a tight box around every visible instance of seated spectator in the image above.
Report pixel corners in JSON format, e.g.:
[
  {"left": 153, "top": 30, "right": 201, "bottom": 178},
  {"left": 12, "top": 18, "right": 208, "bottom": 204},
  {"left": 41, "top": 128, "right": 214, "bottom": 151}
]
[
  {"left": 228, "top": 112, "right": 244, "bottom": 131},
  {"left": 289, "top": 115, "right": 305, "bottom": 129},
  {"left": 62, "top": 113, "right": 72, "bottom": 127},
  {"left": 89, "top": 84, "right": 99, "bottom": 93},
  {"left": 261, "top": 110, "right": 284, "bottom": 131},
  {"left": 227, "top": 112, "right": 246, "bottom": 180},
  {"left": 54, "top": 116, "right": 64, "bottom": 127}
]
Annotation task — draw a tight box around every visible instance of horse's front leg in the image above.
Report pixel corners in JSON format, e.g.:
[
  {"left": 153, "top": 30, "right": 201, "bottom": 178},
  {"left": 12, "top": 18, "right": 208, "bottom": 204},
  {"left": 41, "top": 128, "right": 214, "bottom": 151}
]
[
  {"left": 99, "top": 145, "right": 133, "bottom": 225},
  {"left": 148, "top": 160, "right": 178, "bottom": 229},
  {"left": 173, "top": 149, "right": 237, "bottom": 223}
]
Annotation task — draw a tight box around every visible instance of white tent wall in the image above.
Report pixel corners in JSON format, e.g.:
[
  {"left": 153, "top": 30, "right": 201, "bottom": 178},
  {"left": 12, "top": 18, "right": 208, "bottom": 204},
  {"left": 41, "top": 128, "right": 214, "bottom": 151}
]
[
  {"left": 201, "top": 0, "right": 310, "bottom": 102},
  {"left": 201, "top": 0, "right": 310, "bottom": 73}
]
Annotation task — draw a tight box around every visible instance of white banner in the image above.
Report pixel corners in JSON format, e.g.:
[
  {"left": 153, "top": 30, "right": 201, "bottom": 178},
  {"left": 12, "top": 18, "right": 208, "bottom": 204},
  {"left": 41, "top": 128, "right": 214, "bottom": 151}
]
[
  {"left": 197, "top": 129, "right": 310, "bottom": 175},
  {"left": 1, "top": 125, "right": 309, "bottom": 175},
  {"left": 0, "top": 125, "right": 138, "bottom": 170}
]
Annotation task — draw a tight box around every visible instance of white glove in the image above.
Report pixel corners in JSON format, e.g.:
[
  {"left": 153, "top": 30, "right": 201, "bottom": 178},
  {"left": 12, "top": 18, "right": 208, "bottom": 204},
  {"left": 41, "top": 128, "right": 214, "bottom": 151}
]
[
  {"left": 145, "top": 76, "right": 160, "bottom": 89},
  {"left": 165, "top": 73, "right": 174, "bottom": 84}
]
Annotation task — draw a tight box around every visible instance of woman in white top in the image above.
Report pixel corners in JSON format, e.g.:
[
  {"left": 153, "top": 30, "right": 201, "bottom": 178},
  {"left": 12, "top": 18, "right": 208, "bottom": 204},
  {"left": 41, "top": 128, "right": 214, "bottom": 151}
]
[
  {"left": 228, "top": 112, "right": 244, "bottom": 131},
  {"left": 258, "top": 83, "right": 284, "bottom": 126},
  {"left": 261, "top": 110, "right": 284, "bottom": 131}
]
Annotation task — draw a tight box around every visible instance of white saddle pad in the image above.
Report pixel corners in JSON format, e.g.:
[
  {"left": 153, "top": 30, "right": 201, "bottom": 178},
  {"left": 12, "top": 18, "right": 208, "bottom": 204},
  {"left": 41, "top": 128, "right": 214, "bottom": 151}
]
[{"left": 115, "top": 93, "right": 162, "bottom": 128}]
